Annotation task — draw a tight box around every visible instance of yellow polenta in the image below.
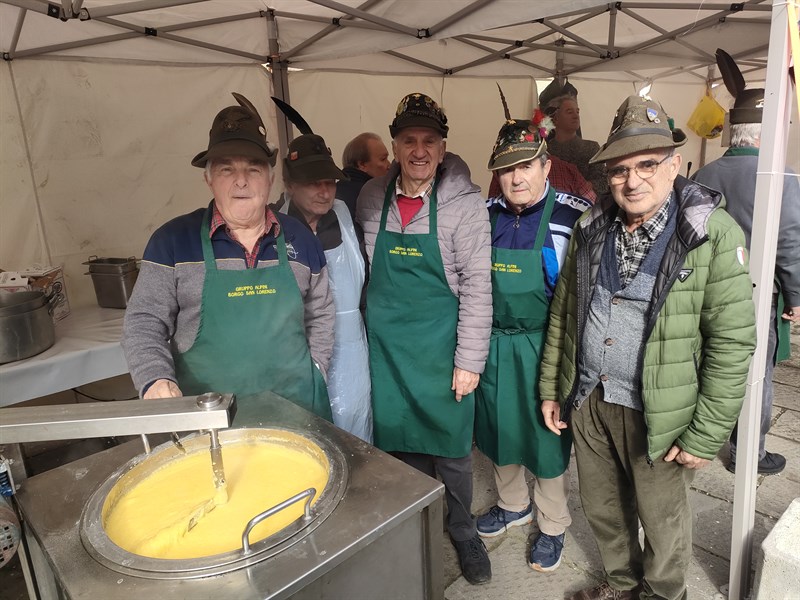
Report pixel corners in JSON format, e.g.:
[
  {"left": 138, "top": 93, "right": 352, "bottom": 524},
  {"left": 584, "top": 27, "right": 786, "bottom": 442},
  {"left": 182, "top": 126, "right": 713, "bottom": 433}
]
[{"left": 103, "top": 439, "right": 329, "bottom": 559}]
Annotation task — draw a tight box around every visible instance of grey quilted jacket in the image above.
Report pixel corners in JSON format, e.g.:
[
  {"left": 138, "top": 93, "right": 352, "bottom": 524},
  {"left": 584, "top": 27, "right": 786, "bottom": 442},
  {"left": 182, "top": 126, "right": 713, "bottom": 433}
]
[{"left": 356, "top": 152, "right": 492, "bottom": 374}]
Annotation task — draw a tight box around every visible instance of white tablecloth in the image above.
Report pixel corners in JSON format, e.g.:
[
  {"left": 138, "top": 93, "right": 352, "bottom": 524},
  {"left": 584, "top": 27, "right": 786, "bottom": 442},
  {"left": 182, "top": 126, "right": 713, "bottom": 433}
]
[{"left": 0, "top": 306, "right": 128, "bottom": 406}]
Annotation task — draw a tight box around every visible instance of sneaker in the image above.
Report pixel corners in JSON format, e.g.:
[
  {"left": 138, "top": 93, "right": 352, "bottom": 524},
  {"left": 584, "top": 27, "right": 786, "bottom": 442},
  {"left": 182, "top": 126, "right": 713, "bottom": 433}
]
[
  {"left": 568, "top": 581, "right": 639, "bottom": 600},
  {"left": 477, "top": 503, "right": 533, "bottom": 537},
  {"left": 528, "top": 531, "right": 565, "bottom": 572},
  {"left": 726, "top": 451, "right": 786, "bottom": 475},
  {"left": 452, "top": 535, "right": 492, "bottom": 585}
]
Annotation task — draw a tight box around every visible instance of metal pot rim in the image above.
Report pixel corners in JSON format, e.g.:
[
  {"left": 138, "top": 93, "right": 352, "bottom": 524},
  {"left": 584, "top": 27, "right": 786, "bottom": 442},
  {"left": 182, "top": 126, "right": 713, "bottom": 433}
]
[
  {"left": 0, "top": 290, "right": 47, "bottom": 316},
  {"left": 80, "top": 426, "right": 348, "bottom": 580}
]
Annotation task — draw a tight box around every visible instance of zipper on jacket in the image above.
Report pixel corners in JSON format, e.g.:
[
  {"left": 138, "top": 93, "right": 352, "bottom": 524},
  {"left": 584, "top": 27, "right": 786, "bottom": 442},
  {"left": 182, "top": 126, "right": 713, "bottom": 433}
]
[
  {"left": 400, "top": 196, "right": 431, "bottom": 234},
  {"left": 637, "top": 230, "right": 708, "bottom": 458},
  {"left": 514, "top": 214, "right": 521, "bottom": 229},
  {"left": 563, "top": 225, "right": 595, "bottom": 416}
]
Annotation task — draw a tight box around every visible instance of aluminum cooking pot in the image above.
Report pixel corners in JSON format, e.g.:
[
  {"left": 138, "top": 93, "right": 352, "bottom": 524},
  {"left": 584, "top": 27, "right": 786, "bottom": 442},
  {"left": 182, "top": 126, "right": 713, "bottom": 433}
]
[{"left": 0, "top": 290, "right": 55, "bottom": 363}]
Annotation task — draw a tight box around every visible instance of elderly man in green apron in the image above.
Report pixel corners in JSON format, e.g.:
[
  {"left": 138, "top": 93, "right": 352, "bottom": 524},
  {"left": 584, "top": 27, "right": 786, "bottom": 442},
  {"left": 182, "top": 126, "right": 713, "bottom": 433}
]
[
  {"left": 272, "top": 108, "right": 373, "bottom": 443},
  {"left": 475, "top": 112, "right": 591, "bottom": 573},
  {"left": 123, "top": 93, "right": 334, "bottom": 424},
  {"left": 356, "top": 93, "right": 493, "bottom": 585}
]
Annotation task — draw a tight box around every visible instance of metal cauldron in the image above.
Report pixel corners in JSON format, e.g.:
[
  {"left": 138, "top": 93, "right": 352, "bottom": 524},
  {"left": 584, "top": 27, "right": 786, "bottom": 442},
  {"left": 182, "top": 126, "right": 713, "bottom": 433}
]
[
  {"left": 80, "top": 427, "right": 348, "bottom": 580},
  {"left": 0, "top": 290, "right": 55, "bottom": 363}
]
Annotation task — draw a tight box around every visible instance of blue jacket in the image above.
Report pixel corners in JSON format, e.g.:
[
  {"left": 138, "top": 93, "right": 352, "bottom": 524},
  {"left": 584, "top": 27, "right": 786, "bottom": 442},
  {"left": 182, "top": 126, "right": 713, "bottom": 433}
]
[{"left": 487, "top": 182, "right": 591, "bottom": 299}]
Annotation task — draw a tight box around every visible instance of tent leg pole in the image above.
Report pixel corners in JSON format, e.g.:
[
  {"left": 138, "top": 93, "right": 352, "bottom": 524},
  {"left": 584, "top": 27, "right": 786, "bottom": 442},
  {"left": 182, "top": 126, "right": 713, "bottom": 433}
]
[
  {"left": 728, "top": 2, "right": 791, "bottom": 599},
  {"left": 267, "top": 8, "right": 292, "bottom": 154}
]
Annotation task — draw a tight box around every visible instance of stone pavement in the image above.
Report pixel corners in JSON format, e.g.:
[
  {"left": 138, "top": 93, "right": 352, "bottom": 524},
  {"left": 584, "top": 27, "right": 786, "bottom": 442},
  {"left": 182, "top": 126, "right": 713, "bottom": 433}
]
[{"left": 443, "top": 324, "right": 800, "bottom": 600}]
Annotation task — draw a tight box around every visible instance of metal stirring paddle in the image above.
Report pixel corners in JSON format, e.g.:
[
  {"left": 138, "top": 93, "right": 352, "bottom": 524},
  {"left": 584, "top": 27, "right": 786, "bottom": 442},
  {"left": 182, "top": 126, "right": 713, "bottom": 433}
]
[{"left": 208, "top": 428, "right": 228, "bottom": 505}]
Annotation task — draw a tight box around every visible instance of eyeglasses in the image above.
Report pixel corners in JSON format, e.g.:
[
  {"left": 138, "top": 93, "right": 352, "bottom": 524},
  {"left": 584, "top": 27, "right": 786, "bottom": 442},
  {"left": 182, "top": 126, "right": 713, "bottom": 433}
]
[{"left": 607, "top": 153, "right": 672, "bottom": 183}]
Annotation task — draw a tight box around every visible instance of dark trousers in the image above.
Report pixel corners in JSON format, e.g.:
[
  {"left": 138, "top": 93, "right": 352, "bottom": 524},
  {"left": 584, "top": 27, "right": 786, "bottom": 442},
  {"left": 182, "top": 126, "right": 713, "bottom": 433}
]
[
  {"left": 391, "top": 451, "right": 476, "bottom": 542},
  {"left": 571, "top": 389, "right": 694, "bottom": 600},
  {"left": 730, "top": 298, "right": 777, "bottom": 461}
]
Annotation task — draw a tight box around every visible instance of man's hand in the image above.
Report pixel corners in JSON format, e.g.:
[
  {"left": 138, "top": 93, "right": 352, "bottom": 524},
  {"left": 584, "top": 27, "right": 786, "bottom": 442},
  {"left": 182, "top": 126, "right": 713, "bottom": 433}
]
[
  {"left": 663, "top": 445, "right": 710, "bottom": 469},
  {"left": 542, "top": 400, "right": 568, "bottom": 436},
  {"left": 452, "top": 368, "right": 479, "bottom": 402},
  {"left": 143, "top": 379, "right": 183, "bottom": 400},
  {"left": 781, "top": 305, "right": 800, "bottom": 323}
]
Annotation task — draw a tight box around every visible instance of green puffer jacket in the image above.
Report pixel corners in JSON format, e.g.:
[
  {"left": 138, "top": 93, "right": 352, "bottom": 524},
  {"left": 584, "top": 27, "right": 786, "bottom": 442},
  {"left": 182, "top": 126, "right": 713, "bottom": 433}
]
[{"left": 539, "top": 176, "right": 756, "bottom": 460}]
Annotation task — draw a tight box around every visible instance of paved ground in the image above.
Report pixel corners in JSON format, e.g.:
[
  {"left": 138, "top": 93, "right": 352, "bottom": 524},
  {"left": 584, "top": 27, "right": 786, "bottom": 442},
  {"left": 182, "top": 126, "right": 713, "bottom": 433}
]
[
  {"left": 443, "top": 322, "right": 800, "bottom": 600},
  {"left": 2, "top": 327, "right": 798, "bottom": 599}
]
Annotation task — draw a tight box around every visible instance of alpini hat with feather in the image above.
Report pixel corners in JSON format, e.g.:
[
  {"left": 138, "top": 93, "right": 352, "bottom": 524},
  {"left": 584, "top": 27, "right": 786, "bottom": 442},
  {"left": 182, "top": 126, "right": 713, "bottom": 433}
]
[
  {"left": 716, "top": 48, "right": 764, "bottom": 125},
  {"left": 589, "top": 95, "right": 686, "bottom": 164},
  {"left": 192, "top": 92, "right": 278, "bottom": 168},
  {"left": 488, "top": 84, "right": 548, "bottom": 171},
  {"left": 271, "top": 97, "right": 347, "bottom": 183}
]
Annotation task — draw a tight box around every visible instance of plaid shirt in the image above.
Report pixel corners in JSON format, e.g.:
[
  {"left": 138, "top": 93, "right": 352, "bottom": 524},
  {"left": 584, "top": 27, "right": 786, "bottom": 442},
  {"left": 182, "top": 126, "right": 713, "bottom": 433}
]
[
  {"left": 613, "top": 193, "right": 672, "bottom": 286},
  {"left": 209, "top": 202, "right": 280, "bottom": 268},
  {"left": 547, "top": 155, "right": 597, "bottom": 202}
]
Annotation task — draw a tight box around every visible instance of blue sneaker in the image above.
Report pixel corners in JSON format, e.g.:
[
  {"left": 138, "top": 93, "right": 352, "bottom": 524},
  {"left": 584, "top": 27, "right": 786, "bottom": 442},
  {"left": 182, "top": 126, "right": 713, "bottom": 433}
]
[
  {"left": 528, "top": 531, "right": 565, "bottom": 572},
  {"left": 477, "top": 503, "right": 533, "bottom": 538}
]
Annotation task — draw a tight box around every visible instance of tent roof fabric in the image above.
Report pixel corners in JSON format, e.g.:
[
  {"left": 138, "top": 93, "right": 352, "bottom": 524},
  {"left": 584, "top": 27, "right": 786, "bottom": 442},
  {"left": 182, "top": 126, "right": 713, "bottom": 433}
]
[{"left": 0, "top": 0, "right": 772, "bottom": 84}]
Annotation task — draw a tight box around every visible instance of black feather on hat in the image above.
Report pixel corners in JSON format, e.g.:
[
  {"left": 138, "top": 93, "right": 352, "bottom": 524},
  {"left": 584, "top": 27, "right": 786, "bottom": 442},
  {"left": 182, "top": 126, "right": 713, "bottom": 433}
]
[
  {"left": 715, "top": 48, "right": 764, "bottom": 125},
  {"left": 488, "top": 84, "right": 548, "bottom": 171},
  {"left": 271, "top": 97, "right": 347, "bottom": 183}
]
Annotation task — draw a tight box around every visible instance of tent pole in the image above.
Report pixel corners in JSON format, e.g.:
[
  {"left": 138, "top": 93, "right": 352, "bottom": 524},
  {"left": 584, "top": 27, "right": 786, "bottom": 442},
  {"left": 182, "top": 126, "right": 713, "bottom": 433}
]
[
  {"left": 556, "top": 42, "right": 565, "bottom": 86},
  {"left": 728, "top": 2, "right": 791, "bottom": 599},
  {"left": 267, "top": 9, "right": 292, "bottom": 155},
  {"left": 698, "top": 65, "right": 715, "bottom": 170}
]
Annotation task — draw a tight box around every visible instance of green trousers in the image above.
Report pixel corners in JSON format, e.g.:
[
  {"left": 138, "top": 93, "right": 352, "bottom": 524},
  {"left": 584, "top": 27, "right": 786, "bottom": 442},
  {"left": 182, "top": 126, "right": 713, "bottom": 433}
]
[{"left": 571, "top": 389, "right": 694, "bottom": 600}]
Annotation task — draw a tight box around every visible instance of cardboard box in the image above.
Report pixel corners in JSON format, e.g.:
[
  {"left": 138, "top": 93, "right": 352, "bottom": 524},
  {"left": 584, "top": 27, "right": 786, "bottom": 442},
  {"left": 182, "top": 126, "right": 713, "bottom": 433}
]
[
  {"left": 0, "top": 271, "right": 29, "bottom": 293},
  {"left": 0, "top": 266, "right": 71, "bottom": 321}
]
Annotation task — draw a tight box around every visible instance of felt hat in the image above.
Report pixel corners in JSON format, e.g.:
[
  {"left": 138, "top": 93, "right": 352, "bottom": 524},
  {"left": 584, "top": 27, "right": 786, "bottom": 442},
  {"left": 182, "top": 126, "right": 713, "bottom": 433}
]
[
  {"left": 192, "top": 93, "right": 277, "bottom": 168},
  {"left": 538, "top": 79, "right": 578, "bottom": 113},
  {"left": 270, "top": 96, "right": 346, "bottom": 183},
  {"left": 389, "top": 93, "right": 448, "bottom": 138},
  {"left": 729, "top": 89, "right": 765, "bottom": 125},
  {"left": 284, "top": 134, "right": 346, "bottom": 183},
  {"left": 590, "top": 95, "right": 686, "bottom": 164},
  {"left": 487, "top": 119, "right": 547, "bottom": 170},
  {"left": 488, "top": 85, "right": 549, "bottom": 170}
]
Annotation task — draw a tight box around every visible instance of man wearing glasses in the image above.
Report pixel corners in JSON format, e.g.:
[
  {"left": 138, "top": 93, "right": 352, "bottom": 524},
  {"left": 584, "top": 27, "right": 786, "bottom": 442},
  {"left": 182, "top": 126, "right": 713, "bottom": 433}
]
[{"left": 539, "top": 95, "right": 756, "bottom": 600}]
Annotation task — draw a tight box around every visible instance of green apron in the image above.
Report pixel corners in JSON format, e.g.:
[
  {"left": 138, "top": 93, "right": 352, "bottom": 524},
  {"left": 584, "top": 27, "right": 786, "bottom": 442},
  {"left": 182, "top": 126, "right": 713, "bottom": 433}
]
[
  {"left": 366, "top": 177, "right": 472, "bottom": 458},
  {"left": 173, "top": 206, "right": 331, "bottom": 425},
  {"left": 776, "top": 286, "right": 791, "bottom": 363},
  {"left": 475, "top": 188, "right": 572, "bottom": 478}
]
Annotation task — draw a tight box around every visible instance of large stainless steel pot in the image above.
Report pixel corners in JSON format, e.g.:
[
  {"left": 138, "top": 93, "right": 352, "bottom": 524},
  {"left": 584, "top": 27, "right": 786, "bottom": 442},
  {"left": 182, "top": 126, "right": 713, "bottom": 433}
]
[
  {"left": 81, "top": 427, "right": 348, "bottom": 580},
  {"left": 0, "top": 290, "right": 55, "bottom": 363},
  {"left": 14, "top": 392, "right": 445, "bottom": 600}
]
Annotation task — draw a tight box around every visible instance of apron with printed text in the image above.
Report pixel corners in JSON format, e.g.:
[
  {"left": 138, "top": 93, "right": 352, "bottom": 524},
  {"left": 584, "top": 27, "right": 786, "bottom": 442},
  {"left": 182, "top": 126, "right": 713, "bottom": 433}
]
[
  {"left": 475, "top": 188, "right": 572, "bottom": 477},
  {"left": 173, "top": 207, "right": 331, "bottom": 425},
  {"left": 366, "top": 177, "right": 472, "bottom": 457}
]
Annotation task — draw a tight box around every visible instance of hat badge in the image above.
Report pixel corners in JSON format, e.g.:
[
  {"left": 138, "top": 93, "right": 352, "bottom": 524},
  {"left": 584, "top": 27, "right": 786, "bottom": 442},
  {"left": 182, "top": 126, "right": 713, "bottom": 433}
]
[
  {"left": 646, "top": 107, "right": 658, "bottom": 122},
  {"left": 222, "top": 119, "right": 240, "bottom": 132}
]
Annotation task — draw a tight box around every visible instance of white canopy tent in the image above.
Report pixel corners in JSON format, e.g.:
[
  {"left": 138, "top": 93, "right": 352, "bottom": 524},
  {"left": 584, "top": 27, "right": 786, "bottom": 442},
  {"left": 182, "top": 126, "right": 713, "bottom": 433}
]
[{"left": 0, "top": 2, "right": 796, "bottom": 598}]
